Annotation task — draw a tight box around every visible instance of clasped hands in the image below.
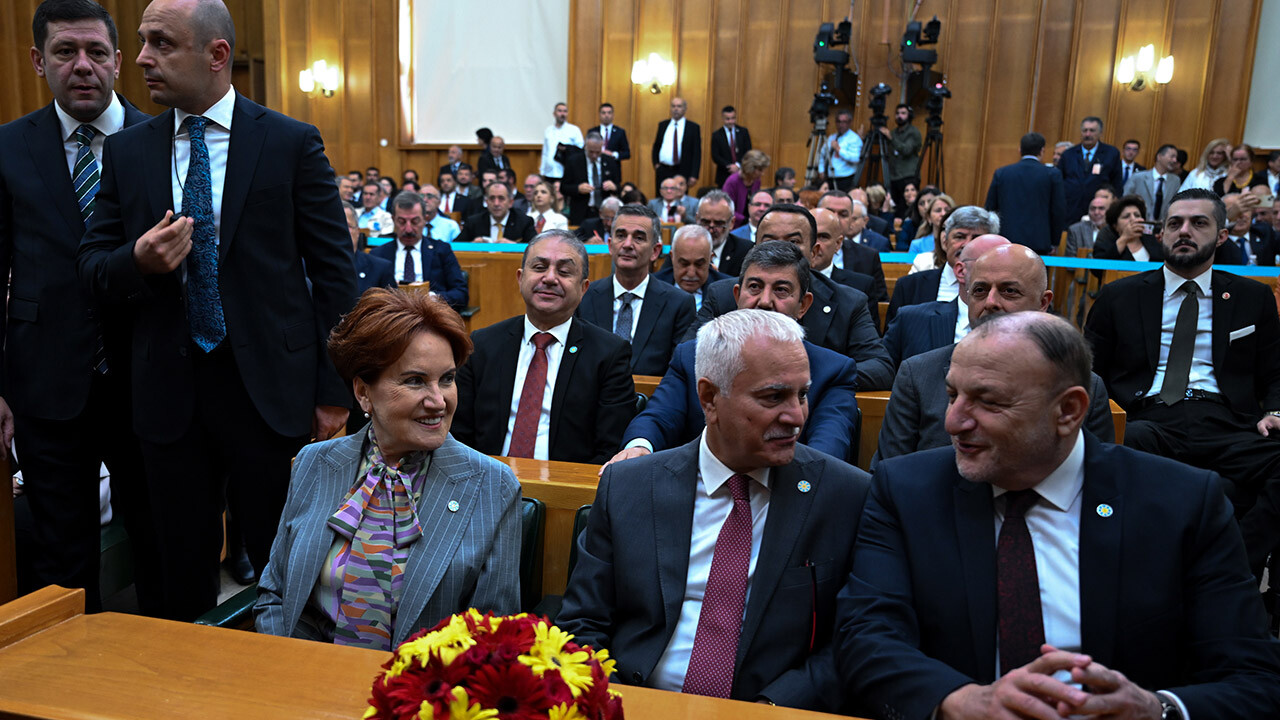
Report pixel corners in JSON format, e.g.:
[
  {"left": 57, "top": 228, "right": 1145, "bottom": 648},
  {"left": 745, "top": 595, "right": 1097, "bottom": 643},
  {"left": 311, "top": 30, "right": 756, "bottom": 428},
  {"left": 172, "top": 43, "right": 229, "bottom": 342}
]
[{"left": 939, "top": 645, "right": 1164, "bottom": 720}]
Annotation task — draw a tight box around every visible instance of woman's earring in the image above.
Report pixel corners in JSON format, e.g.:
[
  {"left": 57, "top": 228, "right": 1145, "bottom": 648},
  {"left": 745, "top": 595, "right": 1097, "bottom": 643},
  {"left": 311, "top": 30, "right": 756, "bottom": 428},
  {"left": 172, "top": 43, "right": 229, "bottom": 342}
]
[{"left": 363, "top": 411, "right": 370, "bottom": 419}]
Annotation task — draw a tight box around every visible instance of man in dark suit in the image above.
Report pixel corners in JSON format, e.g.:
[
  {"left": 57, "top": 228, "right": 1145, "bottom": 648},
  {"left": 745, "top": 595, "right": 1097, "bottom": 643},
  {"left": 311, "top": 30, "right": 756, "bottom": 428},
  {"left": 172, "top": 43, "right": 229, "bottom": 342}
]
[
  {"left": 690, "top": 205, "right": 894, "bottom": 391},
  {"left": 587, "top": 102, "right": 630, "bottom": 161},
  {"left": 614, "top": 241, "right": 859, "bottom": 464},
  {"left": 810, "top": 208, "right": 879, "bottom": 330},
  {"left": 76, "top": 0, "right": 357, "bottom": 621},
  {"left": 560, "top": 308, "right": 871, "bottom": 711},
  {"left": 369, "top": 192, "right": 467, "bottom": 308},
  {"left": 652, "top": 225, "right": 730, "bottom": 312},
  {"left": 0, "top": 0, "right": 160, "bottom": 614},
  {"left": 1120, "top": 137, "right": 1146, "bottom": 188},
  {"left": 1058, "top": 116, "right": 1124, "bottom": 221},
  {"left": 652, "top": 96, "right": 701, "bottom": 195},
  {"left": 343, "top": 203, "right": 394, "bottom": 293},
  {"left": 848, "top": 188, "right": 892, "bottom": 238},
  {"left": 816, "top": 192, "right": 888, "bottom": 303},
  {"left": 1065, "top": 194, "right": 1110, "bottom": 257},
  {"left": 577, "top": 206, "right": 695, "bottom": 375},
  {"left": 710, "top": 105, "right": 752, "bottom": 187},
  {"left": 438, "top": 144, "right": 463, "bottom": 178},
  {"left": 454, "top": 230, "right": 635, "bottom": 464},
  {"left": 728, "top": 190, "right": 772, "bottom": 246},
  {"left": 457, "top": 181, "right": 535, "bottom": 243},
  {"left": 877, "top": 245, "right": 1114, "bottom": 465},
  {"left": 984, "top": 132, "right": 1066, "bottom": 254},
  {"left": 1225, "top": 205, "right": 1278, "bottom": 266},
  {"left": 1085, "top": 189, "right": 1280, "bottom": 578},
  {"left": 884, "top": 205, "right": 1002, "bottom": 324},
  {"left": 698, "top": 190, "right": 754, "bottom": 277},
  {"left": 837, "top": 311, "right": 1280, "bottom": 720},
  {"left": 561, "top": 132, "right": 621, "bottom": 226},
  {"left": 474, "top": 135, "right": 510, "bottom": 176},
  {"left": 576, "top": 196, "right": 619, "bottom": 244},
  {"left": 436, "top": 171, "right": 471, "bottom": 219}
]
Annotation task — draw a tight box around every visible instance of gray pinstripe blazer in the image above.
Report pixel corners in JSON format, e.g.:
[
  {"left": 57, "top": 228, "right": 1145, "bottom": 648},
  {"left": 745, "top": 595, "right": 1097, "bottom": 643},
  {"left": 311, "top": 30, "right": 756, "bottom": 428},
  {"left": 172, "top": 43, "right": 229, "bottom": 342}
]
[{"left": 254, "top": 430, "right": 522, "bottom": 645}]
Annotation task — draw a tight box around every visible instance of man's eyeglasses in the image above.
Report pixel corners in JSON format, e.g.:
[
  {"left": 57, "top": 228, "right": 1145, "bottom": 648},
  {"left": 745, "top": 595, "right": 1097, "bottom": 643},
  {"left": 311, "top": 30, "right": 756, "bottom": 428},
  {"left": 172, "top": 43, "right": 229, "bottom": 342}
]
[{"left": 698, "top": 218, "right": 729, "bottom": 228}]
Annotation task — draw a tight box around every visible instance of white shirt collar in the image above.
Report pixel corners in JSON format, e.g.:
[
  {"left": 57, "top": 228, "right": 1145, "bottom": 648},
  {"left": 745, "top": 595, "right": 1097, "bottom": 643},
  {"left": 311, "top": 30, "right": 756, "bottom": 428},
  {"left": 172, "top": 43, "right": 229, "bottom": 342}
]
[
  {"left": 941, "top": 263, "right": 958, "bottom": 288},
  {"left": 490, "top": 211, "right": 511, "bottom": 225},
  {"left": 1161, "top": 264, "right": 1212, "bottom": 299},
  {"left": 850, "top": 231, "right": 863, "bottom": 244},
  {"left": 521, "top": 315, "right": 572, "bottom": 347},
  {"left": 613, "top": 273, "right": 650, "bottom": 299},
  {"left": 698, "top": 430, "right": 771, "bottom": 497},
  {"left": 993, "top": 429, "right": 1085, "bottom": 512},
  {"left": 174, "top": 85, "right": 236, "bottom": 136},
  {"left": 55, "top": 92, "right": 124, "bottom": 142},
  {"left": 818, "top": 263, "right": 834, "bottom": 277}
]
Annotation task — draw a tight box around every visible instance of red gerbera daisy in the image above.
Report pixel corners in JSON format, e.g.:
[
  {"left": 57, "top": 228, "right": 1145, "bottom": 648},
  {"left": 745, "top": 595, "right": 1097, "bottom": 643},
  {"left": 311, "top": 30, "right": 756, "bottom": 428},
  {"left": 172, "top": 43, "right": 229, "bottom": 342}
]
[{"left": 466, "top": 662, "right": 555, "bottom": 720}]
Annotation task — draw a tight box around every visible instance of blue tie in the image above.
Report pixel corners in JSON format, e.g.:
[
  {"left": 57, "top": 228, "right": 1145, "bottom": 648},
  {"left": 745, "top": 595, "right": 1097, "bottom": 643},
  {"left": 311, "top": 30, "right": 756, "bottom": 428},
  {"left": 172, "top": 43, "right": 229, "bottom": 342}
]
[
  {"left": 73, "top": 124, "right": 101, "bottom": 224},
  {"left": 183, "top": 116, "right": 227, "bottom": 352}
]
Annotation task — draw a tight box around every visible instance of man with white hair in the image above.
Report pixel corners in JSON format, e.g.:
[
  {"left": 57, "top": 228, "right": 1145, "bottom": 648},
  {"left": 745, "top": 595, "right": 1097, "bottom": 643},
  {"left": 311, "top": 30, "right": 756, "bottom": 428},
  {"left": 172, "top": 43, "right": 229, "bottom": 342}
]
[
  {"left": 886, "top": 205, "right": 1001, "bottom": 324},
  {"left": 653, "top": 224, "right": 731, "bottom": 311},
  {"left": 560, "top": 308, "right": 870, "bottom": 711}
]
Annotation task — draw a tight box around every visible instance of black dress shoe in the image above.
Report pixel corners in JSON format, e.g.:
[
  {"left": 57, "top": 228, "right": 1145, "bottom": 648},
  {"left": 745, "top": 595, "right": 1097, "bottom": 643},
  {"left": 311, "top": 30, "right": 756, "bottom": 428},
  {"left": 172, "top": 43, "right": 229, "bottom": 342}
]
[{"left": 225, "top": 546, "right": 256, "bottom": 586}]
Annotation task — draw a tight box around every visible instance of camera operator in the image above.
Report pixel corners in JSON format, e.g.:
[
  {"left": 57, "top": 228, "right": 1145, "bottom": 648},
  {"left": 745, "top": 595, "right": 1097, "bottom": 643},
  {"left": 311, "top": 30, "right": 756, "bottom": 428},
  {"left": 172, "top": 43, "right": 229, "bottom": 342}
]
[
  {"left": 880, "top": 103, "right": 922, "bottom": 208},
  {"left": 825, "top": 108, "right": 865, "bottom": 191}
]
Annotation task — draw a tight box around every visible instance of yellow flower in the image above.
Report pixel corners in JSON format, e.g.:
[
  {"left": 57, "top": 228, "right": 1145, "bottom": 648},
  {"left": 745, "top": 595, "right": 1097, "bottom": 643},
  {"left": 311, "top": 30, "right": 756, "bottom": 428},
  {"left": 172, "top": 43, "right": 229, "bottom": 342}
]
[
  {"left": 362, "top": 706, "right": 378, "bottom": 719},
  {"left": 519, "top": 621, "right": 593, "bottom": 696},
  {"left": 438, "top": 687, "right": 498, "bottom": 720},
  {"left": 548, "top": 702, "right": 588, "bottom": 720},
  {"left": 398, "top": 614, "right": 477, "bottom": 666},
  {"left": 591, "top": 647, "right": 618, "bottom": 679}
]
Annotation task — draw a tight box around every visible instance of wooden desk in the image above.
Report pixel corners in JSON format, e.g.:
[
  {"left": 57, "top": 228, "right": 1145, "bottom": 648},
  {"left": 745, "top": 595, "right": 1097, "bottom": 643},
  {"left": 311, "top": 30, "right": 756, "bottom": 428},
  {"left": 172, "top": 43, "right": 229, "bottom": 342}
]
[
  {"left": 0, "top": 457, "right": 13, "bottom": 604},
  {"left": 497, "top": 457, "right": 600, "bottom": 595},
  {"left": 633, "top": 374, "right": 663, "bottom": 397},
  {"left": 0, "top": 587, "right": 853, "bottom": 720},
  {"left": 855, "top": 392, "right": 890, "bottom": 471}
]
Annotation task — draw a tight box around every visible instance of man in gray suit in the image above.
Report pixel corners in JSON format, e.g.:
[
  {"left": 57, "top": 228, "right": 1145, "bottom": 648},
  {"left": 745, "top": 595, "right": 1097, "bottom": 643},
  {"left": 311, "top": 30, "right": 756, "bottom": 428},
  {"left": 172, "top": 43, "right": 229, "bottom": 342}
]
[
  {"left": 876, "top": 245, "right": 1114, "bottom": 465},
  {"left": 559, "top": 309, "right": 870, "bottom": 711},
  {"left": 1064, "top": 194, "right": 1110, "bottom": 257},
  {"left": 1124, "top": 143, "right": 1181, "bottom": 222}
]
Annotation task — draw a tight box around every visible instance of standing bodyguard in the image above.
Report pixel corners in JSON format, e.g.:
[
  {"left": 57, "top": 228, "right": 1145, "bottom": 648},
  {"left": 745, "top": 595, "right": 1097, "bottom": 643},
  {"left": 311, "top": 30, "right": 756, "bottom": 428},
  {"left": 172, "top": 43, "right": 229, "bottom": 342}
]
[
  {"left": 0, "top": 0, "right": 159, "bottom": 614},
  {"left": 78, "top": 0, "right": 356, "bottom": 620}
]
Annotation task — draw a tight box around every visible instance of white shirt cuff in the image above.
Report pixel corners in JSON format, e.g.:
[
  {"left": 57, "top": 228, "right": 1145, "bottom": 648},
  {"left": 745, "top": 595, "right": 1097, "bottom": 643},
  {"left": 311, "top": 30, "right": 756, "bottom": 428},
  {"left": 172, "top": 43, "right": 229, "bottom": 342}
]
[
  {"left": 1157, "top": 690, "right": 1190, "bottom": 719},
  {"left": 624, "top": 438, "right": 654, "bottom": 453}
]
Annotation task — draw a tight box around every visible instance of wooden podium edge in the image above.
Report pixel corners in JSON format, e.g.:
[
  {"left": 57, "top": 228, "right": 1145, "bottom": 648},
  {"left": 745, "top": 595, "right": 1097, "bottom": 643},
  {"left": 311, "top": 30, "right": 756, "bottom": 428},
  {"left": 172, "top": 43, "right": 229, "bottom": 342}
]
[{"left": 0, "top": 586, "right": 84, "bottom": 651}]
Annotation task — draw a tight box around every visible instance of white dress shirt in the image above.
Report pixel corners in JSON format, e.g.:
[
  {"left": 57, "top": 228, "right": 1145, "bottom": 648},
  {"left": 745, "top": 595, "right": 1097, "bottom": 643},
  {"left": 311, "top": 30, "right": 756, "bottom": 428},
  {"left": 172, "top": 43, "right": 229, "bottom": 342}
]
[
  {"left": 440, "top": 190, "right": 463, "bottom": 215},
  {"left": 172, "top": 85, "right": 236, "bottom": 248},
  {"left": 528, "top": 209, "right": 569, "bottom": 232},
  {"left": 489, "top": 212, "right": 512, "bottom": 240},
  {"left": 833, "top": 243, "right": 847, "bottom": 270},
  {"left": 426, "top": 214, "right": 461, "bottom": 243},
  {"left": 650, "top": 431, "right": 772, "bottom": 692},
  {"left": 936, "top": 263, "right": 959, "bottom": 302},
  {"left": 501, "top": 316, "right": 573, "bottom": 459},
  {"left": 392, "top": 238, "right": 428, "bottom": 284},
  {"left": 952, "top": 298, "right": 971, "bottom": 343},
  {"left": 55, "top": 92, "right": 124, "bottom": 177},
  {"left": 599, "top": 124, "right": 615, "bottom": 150},
  {"left": 657, "top": 118, "right": 687, "bottom": 167},
  {"left": 826, "top": 129, "right": 863, "bottom": 177},
  {"left": 1268, "top": 170, "right": 1280, "bottom": 194},
  {"left": 1145, "top": 266, "right": 1219, "bottom": 398},
  {"left": 541, "top": 122, "right": 584, "bottom": 178},
  {"left": 1230, "top": 233, "right": 1256, "bottom": 266},
  {"left": 612, "top": 275, "right": 649, "bottom": 339}
]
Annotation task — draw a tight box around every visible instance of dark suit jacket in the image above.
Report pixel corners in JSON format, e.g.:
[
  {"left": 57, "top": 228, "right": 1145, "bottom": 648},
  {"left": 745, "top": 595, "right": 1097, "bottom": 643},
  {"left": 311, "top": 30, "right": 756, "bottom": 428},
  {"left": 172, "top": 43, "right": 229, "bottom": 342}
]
[
  {"left": 875, "top": 343, "right": 1115, "bottom": 465},
  {"left": 587, "top": 125, "right": 631, "bottom": 161},
  {"left": 840, "top": 239, "right": 888, "bottom": 304},
  {"left": 0, "top": 97, "right": 148, "bottom": 420},
  {"left": 77, "top": 92, "right": 357, "bottom": 442},
  {"left": 984, "top": 158, "right": 1067, "bottom": 254},
  {"left": 828, "top": 268, "right": 879, "bottom": 330},
  {"left": 651, "top": 265, "right": 731, "bottom": 298},
  {"left": 651, "top": 119, "right": 702, "bottom": 182},
  {"left": 370, "top": 239, "right": 468, "bottom": 308},
  {"left": 710, "top": 125, "right": 752, "bottom": 186},
  {"left": 865, "top": 214, "right": 891, "bottom": 238},
  {"left": 1227, "top": 224, "right": 1279, "bottom": 266},
  {"left": 454, "top": 315, "right": 636, "bottom": 463},
  {"left": 576, "top": 276, "right": 696, "bottom": 376},
  {"left": 439, "top": 161, "right": 462, "bottom": 178},
  {"left": 665, "top": 233, "right": 754, "bottom": 277},
  {"left": 1085, "top": 268, "right": 1280, "bottom": 416},
  {"left": 885, "top": 267, "right": 943, "bottom": 325},
  {"left": 835, "top": 436, "right": 1280, "bottom": 720},
  {"left": 439, "top": 191, "right": 471, "bottom": 220},
  {"left": 622, "top": 339, "right": 858, "bottom": 461},
  {"left": 1092, "top": 228, "right": 1164, "bottom": 263},
  {"left": 690, "top": 274, "right": 894, "bottom": 391},
  {"left": 883, "top": 299, "right": 958, "bottom": 368},
  {"left": 353, "top": 250, "right": 395, "bottom": 295},
  {"left": 576, "top": 217, "right": 608, "bottom": 243},
  {"left": 475, "top": 152, "right": 510, "bottom": 176},
  {"left": 559, "top": 440, "right": 872, "bottom": 711},
  {"left": 561, "top": 153, "right": 622, "bottom": 225},
  {"left": 457, "top": 209, "right": 536, "bottom": 243},
  {"left": 854, "top": 228, "right": 893, "bottom": 253},
  {"left": 1058, "top": 142, "right": 1124, "bottom": 221}
]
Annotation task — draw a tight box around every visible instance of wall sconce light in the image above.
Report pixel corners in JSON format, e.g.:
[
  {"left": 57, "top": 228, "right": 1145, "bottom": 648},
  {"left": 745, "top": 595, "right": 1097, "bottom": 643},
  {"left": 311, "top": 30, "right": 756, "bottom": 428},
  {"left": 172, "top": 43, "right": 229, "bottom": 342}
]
[
  {"left": 299, "top": 60, "right": 341, "bottom": 97},
  {"left": 1116, "top": 44, "right": 1173, "bottom": 91},
  {"left": 631, "top": 53, "right": 676, "bottom": 94}
]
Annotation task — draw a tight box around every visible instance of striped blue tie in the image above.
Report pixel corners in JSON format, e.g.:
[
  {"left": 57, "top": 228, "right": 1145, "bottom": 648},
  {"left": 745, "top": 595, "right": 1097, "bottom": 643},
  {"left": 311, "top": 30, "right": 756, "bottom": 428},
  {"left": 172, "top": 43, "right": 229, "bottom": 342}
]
[
  {"left": 73, "top": 124, "right": 100, "bottom": 224},
  {"left": 182, "top": 116, "right": 227, "bottom": 352}
]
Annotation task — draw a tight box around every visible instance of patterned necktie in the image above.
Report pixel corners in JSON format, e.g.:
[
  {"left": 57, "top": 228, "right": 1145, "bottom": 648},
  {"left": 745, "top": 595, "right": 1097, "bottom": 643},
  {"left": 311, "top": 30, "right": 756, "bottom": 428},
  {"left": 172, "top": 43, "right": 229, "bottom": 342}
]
[
  {"left": 73, "top": 124, "right": 100, "bottom": 224},
  {"left": 615, "top": 291, "right": 636, "bottom": 342},
  {"left": 683, "top": 473, "right": 753, "bottom": 698},
  {"left": 443, "top": 194, "right": 450, "bottom": 213},
  {"left": 1160, "top": 281, "right": 1200, "bottom": 405},
  {"left": 509, "top": 332, "right": 555, "bottom": 458},
  {"left": 535, "top": 214, "right": 546, "bottom": 233},
  {"left": 590, "top": 160, "right": 599, "bottom": 207},
  {"left": 997, "top": 489, "right": 1044, "bottom": 675},
  {"left": 183, "top": 116, "right": 227, "bottom": 352},
  {"left": 402, "top": 246, "right": 416, "bottom": 283}
]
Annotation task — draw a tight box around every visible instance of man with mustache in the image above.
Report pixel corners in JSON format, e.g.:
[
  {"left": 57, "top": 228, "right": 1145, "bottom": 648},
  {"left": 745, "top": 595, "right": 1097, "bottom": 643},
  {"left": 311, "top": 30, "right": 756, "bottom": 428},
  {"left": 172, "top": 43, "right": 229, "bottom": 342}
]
[
  {"left": 369, "top": 191, "right": 467, "bottom": 308},
  {"left": 453, "top": 229, "right": 634, "bottom": 464},
  {"left": 0, "top": 0, "right": 159, "bottom": 614},
  {"left": 559, "top": 308, "right": 870, "bottom": 712},
  {"left": 1086, "top": 188, "right": 1280, "bottom": 590},
  {"left": 576, "top": 205, "right": 695, "bottom": 376},
  {"left": 652, "top": 224, "right": 730, "bottom": 312}
]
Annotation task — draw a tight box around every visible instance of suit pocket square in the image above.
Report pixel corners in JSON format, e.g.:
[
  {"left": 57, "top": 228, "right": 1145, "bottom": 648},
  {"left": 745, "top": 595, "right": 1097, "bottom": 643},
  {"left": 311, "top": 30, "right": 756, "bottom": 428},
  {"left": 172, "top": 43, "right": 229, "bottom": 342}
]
[{"left": 1229, "top": 325, "right": 1255, "bottom": 342}]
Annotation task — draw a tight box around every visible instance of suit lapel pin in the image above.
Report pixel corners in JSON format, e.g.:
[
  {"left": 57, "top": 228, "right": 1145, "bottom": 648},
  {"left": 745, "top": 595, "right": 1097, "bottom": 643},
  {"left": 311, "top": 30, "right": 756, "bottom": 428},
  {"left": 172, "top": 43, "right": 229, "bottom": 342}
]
[
  {"left": 797, "top": 480, "right": 812, "bottom": 493},
  {"left": 447, "top": 500, "right": 460, "bottom": 513},
  {"left": 1096, "top": 503, "right": 1113, "bottom": 518},
  {"left": 569, "top": 346, "right": 579, "bottom": 354},
  {"left": 823, "top": 305, "right": 831, "bottom": 314},
  {"left": 1222, "top": 292, "right": 1230, "bottom": 300}
]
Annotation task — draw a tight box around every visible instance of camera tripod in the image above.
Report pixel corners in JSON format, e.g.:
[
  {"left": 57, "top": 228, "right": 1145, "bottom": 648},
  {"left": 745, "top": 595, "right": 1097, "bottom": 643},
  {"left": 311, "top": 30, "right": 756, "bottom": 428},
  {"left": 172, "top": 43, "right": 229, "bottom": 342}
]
[
  {"left": 919, "top": 121, "right": 945, "bottom": 188},
  {"left": 855, "top": 120, "right": 895, "bottom": 189}
]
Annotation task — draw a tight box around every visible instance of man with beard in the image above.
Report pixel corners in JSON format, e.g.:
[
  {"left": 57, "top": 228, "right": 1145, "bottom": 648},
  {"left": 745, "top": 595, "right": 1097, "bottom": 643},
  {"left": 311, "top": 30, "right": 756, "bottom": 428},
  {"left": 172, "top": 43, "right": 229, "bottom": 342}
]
[
  {"left": 880, "top": 104, "right": 922, "bottom": 209},
  {"left": 1086, "top": 188, "right": 1280, "bottom": 584}
]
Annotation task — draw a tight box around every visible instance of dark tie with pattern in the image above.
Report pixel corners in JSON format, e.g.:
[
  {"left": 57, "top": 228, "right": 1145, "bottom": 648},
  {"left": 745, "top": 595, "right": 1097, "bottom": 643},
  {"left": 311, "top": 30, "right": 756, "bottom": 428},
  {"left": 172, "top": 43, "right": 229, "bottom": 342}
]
[
  {"left": 590, "top": 160, "right": 599, "bottom": 207},
  {"left": 1159, "top": 281, "right": 1200, "bottom": 405},
  {"left": 682, "top": 473, "right": 752, "bottom": 698},
  {"left": 508, "top": 332, "right": 555, "bottom": 458},
  {"left": 73, "top": 124, "right": 100, "bottom": 224},
  {"left": 183, "top": 116, "right": 226, "bottom": 352},
  {"left": 997, "top": 489, "right": 1044, "bottom": 675},
  {"left": 614, "top": 292, "right": 636, "bottom": 342},
  {"left": 402, "top": 246, "right": 416, "bottom": 283},
  {"left": 1153, "top": 177, "right": 1165, "bottom": 221}
]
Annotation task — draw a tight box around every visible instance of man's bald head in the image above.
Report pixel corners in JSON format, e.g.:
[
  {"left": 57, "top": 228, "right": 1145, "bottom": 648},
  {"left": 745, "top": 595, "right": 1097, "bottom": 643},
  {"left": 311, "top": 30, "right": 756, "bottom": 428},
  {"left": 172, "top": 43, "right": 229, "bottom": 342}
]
[
  {"left": 955, "top": 233, "right": 1010, "bottom": 295},
  {"left": 966, "top": 244, "right": 1053, "bottom": 327},
  {"left": 811, "top": 207, "right": 843, "bottom": 271},
  {"left": 190, "top": 0, "right": 235, "bottom": 53}
]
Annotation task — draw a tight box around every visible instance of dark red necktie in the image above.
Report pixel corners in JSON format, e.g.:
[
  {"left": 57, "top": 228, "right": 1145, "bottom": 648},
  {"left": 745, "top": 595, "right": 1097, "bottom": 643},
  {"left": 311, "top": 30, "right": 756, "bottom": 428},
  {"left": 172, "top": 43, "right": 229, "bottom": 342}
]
[
  {"left": 669, "top": 205, "right": 679, "bottom": 222},
  {"left": 682, "top": 474, "right": 752, "bottom": 698},
  {"left": 997, "top": 489, "right": 1044, "bottom": 674},
  {"left": 536, "top": 214, "right": 546, "bottom": 232},
  {"left": 508, "top": 332, "right": 555, "bottom": 458},
  {"left": 444, "top": 194, "right": 450, "bottom": 213}
]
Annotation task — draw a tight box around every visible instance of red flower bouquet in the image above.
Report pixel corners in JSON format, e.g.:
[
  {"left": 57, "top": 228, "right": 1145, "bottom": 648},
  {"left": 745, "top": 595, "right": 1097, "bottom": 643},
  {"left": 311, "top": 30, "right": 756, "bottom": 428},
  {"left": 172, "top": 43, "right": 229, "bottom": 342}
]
[{"left": 363, "top": 610, "right": 624, "bottom": 720}]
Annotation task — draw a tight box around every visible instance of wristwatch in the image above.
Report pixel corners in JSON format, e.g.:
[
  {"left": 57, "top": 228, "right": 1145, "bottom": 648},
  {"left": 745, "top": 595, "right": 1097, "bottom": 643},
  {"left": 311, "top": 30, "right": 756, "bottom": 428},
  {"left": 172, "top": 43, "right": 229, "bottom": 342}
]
[{"left": 1159, "top": 696, "right": 1184, "bottom": 720}]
